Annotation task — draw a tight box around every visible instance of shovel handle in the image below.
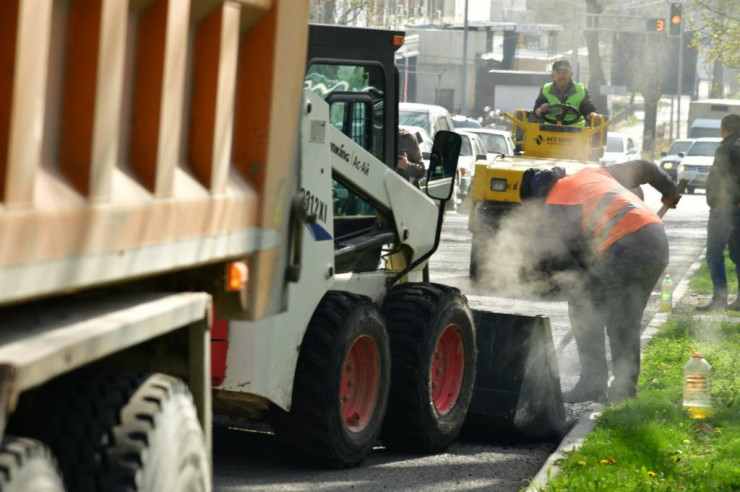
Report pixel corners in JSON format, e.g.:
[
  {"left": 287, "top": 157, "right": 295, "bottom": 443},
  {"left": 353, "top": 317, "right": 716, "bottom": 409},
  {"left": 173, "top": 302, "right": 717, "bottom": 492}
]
[{"left": 657, "top": 179, "right": 688, "bottom": 218}]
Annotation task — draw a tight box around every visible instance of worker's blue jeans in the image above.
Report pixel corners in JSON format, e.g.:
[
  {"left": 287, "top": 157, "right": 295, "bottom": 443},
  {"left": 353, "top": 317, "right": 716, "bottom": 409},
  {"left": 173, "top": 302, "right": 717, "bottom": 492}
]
[{"left": 705, "top": 206, "right": 740, "bottom": 301}]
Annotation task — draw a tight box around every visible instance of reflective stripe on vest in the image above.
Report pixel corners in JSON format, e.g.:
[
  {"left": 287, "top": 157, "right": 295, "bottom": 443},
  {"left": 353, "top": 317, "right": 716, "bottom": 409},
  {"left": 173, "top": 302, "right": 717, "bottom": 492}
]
[
  {"left": 542, "top": 82, "right": 586, "bottom": 127},
  {"left": 546, "top": 168, "right": 661, "bottom": 252}
]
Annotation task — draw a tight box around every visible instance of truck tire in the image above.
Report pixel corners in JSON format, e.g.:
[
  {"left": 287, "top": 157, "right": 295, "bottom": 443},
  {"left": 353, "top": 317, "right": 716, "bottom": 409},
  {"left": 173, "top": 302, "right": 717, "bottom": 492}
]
[
  {"left": 274, "top": 291, "right": 391, "bottom": 468},
  {"left": 0, "top": 437, "right": 64, "bottom": 492},
  {"left": 381, "top": 283, "right": 476, "bottom": 452},
  {"left": 13, "top": 373, "right": 210, "bottom": 492}
]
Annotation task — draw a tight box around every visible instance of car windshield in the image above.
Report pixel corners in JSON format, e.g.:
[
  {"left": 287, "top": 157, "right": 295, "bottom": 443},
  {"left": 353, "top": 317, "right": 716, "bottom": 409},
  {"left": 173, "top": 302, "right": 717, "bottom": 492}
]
[
  {"left": 686, "top": 141, "right": 720, "bottom": 156},
  {"left": 460, "top": 136, "right": 473, "bottom": 156},
  {"left": 453, "top": 119, "right": 482, "bottom": 129},
  {"left": 668, "top": 141, "right": 692, "bottom": 155},
  {"left": 606, "top": 136, "right": 625, "bottom": 152},
  {"left": 476, "top": 133, "right": 508, "bottom": 154},
  {"left": 399, "top": 111, "right": 429, "bottom": 134}
]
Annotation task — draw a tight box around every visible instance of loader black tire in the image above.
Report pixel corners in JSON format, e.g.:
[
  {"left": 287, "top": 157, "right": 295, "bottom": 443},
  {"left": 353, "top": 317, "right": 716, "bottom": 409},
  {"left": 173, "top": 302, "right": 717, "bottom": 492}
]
[
  {"left": 0, "top": 437, "right": 64, "bottom": 492},
  {"left": 13, "top": 372, "right": 210, "bottom": 492},
  {"left": 274, "top": 291, "right": 390, "bottom": 468},
  {"left": 381, "top": 283, "right": 476, "bottom": 453}
]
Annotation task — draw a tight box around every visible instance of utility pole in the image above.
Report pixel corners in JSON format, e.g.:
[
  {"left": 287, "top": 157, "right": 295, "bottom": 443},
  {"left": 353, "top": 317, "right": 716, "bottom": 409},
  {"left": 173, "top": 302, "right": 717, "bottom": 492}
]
[{"left": 462, "top": 0, "right": 469, "bottom": 115}]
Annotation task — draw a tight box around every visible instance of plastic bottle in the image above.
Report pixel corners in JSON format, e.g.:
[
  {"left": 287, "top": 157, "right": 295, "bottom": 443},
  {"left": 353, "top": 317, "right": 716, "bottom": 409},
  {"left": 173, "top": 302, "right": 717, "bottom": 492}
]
[
  {"left": 660, "top": 271, "right": 673, "bottom": 313},
  {"left": 683, "top": 351, "right": 712, "bottom": 419}
]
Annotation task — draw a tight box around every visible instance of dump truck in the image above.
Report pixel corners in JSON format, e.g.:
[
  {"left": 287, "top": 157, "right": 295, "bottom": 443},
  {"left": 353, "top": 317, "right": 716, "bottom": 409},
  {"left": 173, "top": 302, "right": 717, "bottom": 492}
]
[{"left": 468, "top": 106, "right": 610, "bottom": 281}]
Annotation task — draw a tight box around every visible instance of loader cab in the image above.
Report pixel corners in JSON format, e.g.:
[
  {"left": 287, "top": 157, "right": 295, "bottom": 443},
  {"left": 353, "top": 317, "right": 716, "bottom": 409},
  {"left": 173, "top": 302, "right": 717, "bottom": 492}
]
[{"left": 306, "top": 25, "right": 403, "bottom": 272}]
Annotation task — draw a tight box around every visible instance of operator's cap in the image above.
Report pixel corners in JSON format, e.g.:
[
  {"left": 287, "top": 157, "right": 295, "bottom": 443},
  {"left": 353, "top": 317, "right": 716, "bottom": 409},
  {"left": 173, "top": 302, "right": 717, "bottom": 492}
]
[{"left": 552, "top": 59, "right": 572, "bottom": 72}]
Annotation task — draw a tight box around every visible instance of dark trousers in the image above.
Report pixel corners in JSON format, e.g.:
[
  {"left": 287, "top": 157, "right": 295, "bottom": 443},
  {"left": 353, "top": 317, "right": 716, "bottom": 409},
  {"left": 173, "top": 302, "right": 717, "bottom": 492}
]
[
  {"left": 705, "top": 206, "right": 740, "bottom": 301},
  {"left": 568, "top": 223, "right": 669, "bottom": 397}
]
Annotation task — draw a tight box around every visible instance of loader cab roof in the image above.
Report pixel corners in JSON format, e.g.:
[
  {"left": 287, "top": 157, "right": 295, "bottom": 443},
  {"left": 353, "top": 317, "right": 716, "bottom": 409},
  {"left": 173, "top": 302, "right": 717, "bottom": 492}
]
[{"left": 306, "top": 24, "right": 403, "bottom": 166}]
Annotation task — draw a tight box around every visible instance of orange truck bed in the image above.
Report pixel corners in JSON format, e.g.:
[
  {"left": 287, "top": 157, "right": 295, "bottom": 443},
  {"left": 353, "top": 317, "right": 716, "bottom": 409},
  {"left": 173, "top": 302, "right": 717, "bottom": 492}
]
[{"left": 0, "top": 0, "right": 308, "bottom": 314}]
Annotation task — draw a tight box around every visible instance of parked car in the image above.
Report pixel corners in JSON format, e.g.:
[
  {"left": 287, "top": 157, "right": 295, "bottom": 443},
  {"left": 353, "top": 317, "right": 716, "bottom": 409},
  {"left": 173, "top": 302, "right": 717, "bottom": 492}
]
[
  {"left": 457, "top": 131, "right": 488, "bottom": 199},
  {"left": 399, "top": 124, "right": 433, "bottom": 169},
  {"left": 399, "top": 102, "right": 455, "bottom": 139},
  {"left": 599, "top": 132, "right": 639, "bottom": 164},
  {"left": 677, "top": 138, "right": 722, "bottom": 194},
  {"left": 464, "top": 128, "right": 516, "bottom": 159},
  {"left": 659, "top": 138, "right": 694, "bottom": 181},
  {"left": 451, "top": 114, "right": 483, "bottom": 129}
]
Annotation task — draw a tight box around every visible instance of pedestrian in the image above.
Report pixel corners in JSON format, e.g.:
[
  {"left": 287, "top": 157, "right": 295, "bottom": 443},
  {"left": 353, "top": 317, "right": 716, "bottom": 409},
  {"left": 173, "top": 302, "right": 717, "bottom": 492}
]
[
  {"left": 396, "top": 128, "right": 426, "bottom": 186},
  {"left": 519, "top": 160, "right": 680, "bottom": 403},
  {"left": 696, "top": 113, "right": 740, "bottom": 311},
  {"left": 533, "top": 59, "right": 597, "bottom": 126}
]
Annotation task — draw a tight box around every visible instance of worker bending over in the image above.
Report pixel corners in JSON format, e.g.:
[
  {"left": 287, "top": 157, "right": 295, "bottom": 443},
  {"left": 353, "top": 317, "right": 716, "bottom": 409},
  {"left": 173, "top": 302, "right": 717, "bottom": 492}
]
[{"left": 519, "top": 160, "right": 680, "bottom": 404}]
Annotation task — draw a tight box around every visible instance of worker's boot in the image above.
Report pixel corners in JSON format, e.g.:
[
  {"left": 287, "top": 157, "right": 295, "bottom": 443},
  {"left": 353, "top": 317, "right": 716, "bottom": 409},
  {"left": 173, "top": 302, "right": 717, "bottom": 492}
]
[
  {"left": 727, "top": 298, "right": 740, "bottom": 311},
  {"left": 696, "top": 296, "right": 727, "bottom": 312}
]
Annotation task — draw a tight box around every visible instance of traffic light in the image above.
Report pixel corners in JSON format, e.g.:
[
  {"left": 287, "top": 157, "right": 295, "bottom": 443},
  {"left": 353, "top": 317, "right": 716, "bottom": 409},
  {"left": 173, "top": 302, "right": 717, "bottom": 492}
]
[
  {"left": 669, "top": 3, "right": 682, "bottom": 37},
  {"left": 649, "top": 18, "right": 666, "bottom": 32}
]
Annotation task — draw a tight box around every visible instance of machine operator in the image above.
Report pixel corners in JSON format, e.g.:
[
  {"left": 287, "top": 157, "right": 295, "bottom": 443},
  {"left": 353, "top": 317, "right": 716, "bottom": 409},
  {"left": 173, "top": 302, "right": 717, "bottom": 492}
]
[{"left": 533, "top": 59, "right": 597, "bottom": 126}]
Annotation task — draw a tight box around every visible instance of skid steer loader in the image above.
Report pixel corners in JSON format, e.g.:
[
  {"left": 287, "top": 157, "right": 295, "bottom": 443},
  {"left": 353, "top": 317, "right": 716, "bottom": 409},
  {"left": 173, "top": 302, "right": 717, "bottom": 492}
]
[{"left": 212, "top": 23, "right": 566, "bottom": 470}]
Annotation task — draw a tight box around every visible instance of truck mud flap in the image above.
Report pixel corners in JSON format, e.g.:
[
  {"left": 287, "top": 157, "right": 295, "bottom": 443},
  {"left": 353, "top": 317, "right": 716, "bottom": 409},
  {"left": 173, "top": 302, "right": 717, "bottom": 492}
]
[{"left": 464, "top": 311, "right": 567, "bottom": 441}]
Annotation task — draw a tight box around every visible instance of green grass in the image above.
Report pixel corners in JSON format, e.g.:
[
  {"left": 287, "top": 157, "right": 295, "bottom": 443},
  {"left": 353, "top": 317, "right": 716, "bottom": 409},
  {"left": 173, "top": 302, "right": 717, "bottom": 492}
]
[{"left": 536, "top": 305, "right": 740, "bottom": 490}]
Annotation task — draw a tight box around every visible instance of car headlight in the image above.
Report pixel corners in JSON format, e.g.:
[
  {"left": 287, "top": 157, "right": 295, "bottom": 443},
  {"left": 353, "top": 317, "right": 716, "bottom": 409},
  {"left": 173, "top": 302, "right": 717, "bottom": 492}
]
[
  {"left": 490, "top": 178, "right": 507, "bottom": 192},
  {"left": 661, "top": 161, "right": 674, "bottom": 170}
]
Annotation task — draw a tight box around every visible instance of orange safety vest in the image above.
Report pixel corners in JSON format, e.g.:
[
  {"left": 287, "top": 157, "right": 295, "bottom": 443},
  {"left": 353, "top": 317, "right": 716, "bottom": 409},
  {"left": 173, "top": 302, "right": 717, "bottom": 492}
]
[{"left": 546, "top": 168, "right": 662, "bottom": 252}]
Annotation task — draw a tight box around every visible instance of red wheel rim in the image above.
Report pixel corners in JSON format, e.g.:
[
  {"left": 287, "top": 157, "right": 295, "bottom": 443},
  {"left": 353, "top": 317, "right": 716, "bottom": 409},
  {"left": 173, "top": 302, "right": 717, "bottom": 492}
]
[
  {"left": 340, "top": 335, "right": 381, "bottom": 433},
  {"left": 430, "top": 323, "right": 465, "bottom": 415}
]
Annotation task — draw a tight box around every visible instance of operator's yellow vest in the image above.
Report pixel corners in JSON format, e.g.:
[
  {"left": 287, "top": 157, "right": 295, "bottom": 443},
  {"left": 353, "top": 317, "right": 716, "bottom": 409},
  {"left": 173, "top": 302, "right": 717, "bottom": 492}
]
[{"left": 542, "top": 82, "right": 587, "bottom": 126}]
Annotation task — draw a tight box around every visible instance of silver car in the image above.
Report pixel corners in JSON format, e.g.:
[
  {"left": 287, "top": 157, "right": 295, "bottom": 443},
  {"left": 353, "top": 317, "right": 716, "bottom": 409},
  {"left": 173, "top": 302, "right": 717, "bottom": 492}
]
[{"left": 677, "top": 138, "right": 722, "bottom": 194}]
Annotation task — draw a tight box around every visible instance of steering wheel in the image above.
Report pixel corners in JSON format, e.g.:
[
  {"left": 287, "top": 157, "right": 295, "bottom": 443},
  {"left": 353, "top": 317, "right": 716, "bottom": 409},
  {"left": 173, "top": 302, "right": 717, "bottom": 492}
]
[{"left": 541, "top": 103, "right": 584, "bottom": 126}]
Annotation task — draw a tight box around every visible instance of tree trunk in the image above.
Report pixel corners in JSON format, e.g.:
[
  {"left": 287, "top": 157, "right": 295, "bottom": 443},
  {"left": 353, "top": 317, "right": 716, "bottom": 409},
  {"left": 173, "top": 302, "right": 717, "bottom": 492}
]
[
  {"left": 710, "top": 61, "right": 724, "bottom": 98},
  {"left": 641, "top": 92, "right": 660, "bottom": 156},
  {"left": 583, "top": 1, "right": 607, "bottom": 114}
]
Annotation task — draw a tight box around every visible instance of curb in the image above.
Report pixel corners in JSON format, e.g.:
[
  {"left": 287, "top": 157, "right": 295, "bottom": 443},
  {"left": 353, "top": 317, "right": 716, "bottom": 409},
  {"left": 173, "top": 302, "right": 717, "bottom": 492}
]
[{"left": 525, "top": 252, "right": 705, "bottom": 491}]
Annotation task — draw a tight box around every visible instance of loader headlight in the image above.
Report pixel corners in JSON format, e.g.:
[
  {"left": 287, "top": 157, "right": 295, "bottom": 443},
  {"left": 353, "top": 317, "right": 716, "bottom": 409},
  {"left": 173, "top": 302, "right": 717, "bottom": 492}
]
[
  {"left": 661, "top": 161, "right": 674, "bottom": 170},
  {"left": 490, "top": 178, "right": 507, "bottom": 192},
  {"left": 678, "top": 164, "right": 686, "bottom": 173}
]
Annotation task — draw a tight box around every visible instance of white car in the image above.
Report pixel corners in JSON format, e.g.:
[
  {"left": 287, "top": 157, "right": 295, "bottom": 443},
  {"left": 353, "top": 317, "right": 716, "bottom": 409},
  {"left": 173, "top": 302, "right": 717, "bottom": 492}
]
[
  {"left": 457, "top": 131, "right": 488, "bottom": 199},
  {"left": 399, "top": 102, "right": 455, "bottom": 139},
  {"left": 463, "top": 128, "right": 516, "bottom": 159},
  {"left": 677, "top": 138, "right": 722, "bottom": 194},
  {"left": 599, "top": 132, "right": 639, "bottom": 164}
]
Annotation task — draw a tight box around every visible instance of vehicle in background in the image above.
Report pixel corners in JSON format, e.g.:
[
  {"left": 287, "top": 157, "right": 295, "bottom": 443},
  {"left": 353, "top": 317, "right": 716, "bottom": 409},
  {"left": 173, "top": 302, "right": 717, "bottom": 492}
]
[
  {"left": 677, "top": 138, "right": 723, "bottom": 193},
  {"left": 659, "top": 138, "right": 694, "bottom": 181},
  {"left": 451, "top": 114, "right": 483, "bottom": 129},
  {"left": 399, "top": 102, "right": 455, "bottom": 139},
  {"left": 400, "top": 124, "right": 433, "bottom": 168},
  {"left": 688, "top": 99, "right": 740, "bottom": 137},
  {"left": 457, "top": 131, "right": 489, "bottom": 199},
  {"left": 688, "top": 118, "right": 722, "bottom": 139},
  {"left": 599, "top": 132, "right": 639, "bottom": 164},
  {"left": 465, "top": 128, "right": 516, "bottom": 159}
]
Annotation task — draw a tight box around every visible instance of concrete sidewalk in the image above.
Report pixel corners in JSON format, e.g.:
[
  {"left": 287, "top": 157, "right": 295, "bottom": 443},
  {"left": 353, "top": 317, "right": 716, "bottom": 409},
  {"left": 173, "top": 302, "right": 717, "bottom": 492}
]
[{"left": 525, "top": 252, "right": 706, "bottom": 491}]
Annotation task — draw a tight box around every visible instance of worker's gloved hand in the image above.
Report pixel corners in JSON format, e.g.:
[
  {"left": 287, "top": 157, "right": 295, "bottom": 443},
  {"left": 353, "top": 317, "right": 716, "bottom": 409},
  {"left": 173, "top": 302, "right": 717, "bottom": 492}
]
[{"left": 661, "top": 195, "right": 681, "bottom": 209}]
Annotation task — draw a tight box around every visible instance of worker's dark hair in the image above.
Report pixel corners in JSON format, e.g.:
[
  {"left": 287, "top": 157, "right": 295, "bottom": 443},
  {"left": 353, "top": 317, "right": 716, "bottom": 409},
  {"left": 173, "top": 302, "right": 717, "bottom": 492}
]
[{"left": 721, "top": 113, "right": 740, "bottom": 134}]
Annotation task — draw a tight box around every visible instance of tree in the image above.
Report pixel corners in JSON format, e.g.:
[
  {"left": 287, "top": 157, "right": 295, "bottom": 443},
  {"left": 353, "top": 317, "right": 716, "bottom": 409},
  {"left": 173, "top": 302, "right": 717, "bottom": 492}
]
[
  {"left": 687, "top": 0, "right": 740, "bottom": 93},
  {"left": 309, "top": 0, "right": 379, "bottom": 26},
  {"left": 583, "top": 0, "right": 607, "bottom": 114}
]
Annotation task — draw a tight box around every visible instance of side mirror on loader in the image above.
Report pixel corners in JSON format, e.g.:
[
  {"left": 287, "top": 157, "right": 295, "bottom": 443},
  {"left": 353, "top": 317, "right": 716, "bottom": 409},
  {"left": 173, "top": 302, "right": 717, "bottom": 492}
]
[{"left": 426, "top": 130, "right": 461, "bottom": 201}]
